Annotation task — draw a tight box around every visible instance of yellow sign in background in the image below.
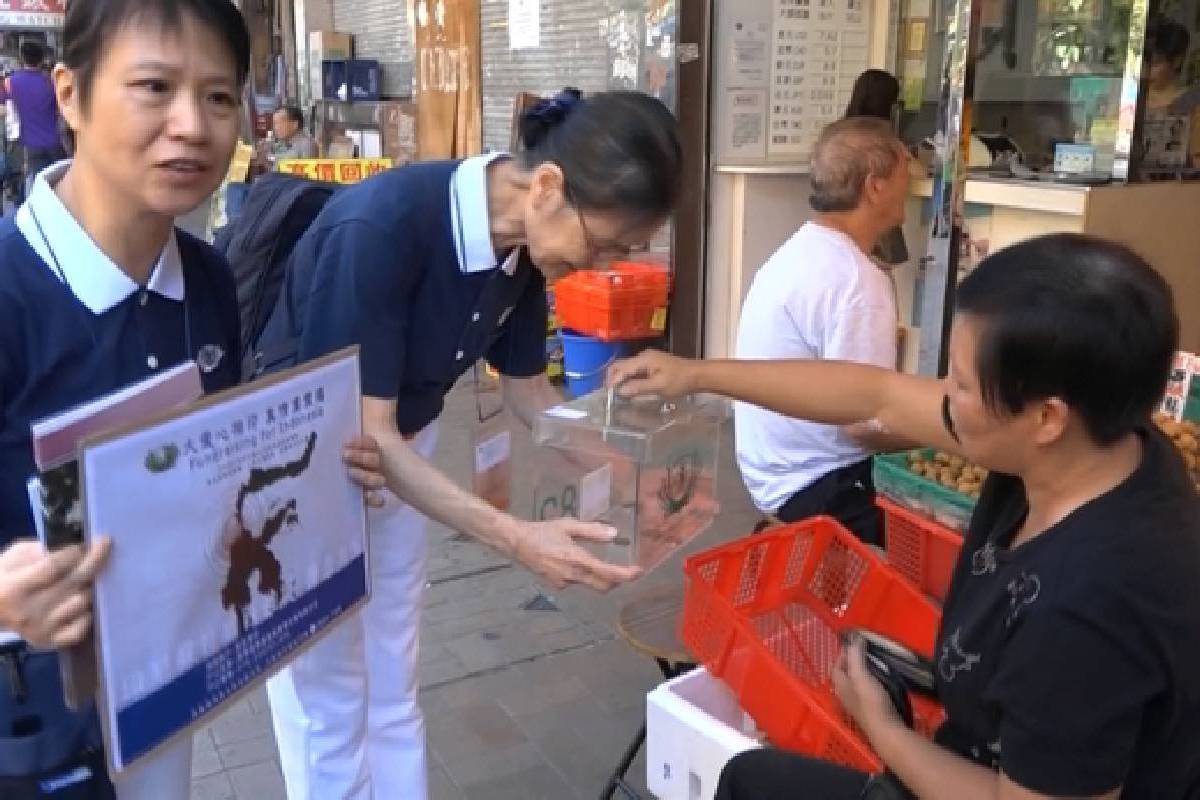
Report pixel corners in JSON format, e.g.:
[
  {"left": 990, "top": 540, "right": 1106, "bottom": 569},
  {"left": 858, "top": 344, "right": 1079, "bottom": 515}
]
[{"left": 277, "top": 158, "right": 394, "bottom": 184}]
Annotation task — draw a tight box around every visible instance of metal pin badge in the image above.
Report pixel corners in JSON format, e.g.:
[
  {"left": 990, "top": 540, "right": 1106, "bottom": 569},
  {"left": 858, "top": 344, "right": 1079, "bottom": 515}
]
[{"left": 197, "top": 344, "right": 225, "bottom": 374}]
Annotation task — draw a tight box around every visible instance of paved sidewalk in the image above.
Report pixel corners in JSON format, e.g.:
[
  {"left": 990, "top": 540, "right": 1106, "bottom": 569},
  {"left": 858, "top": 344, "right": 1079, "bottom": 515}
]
[{"left": 189, "top": 381, "right": 759, "bottom": 799}]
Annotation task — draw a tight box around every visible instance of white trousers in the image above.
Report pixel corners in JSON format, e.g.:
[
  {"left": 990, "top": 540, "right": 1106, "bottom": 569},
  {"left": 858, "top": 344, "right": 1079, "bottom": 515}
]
[{"left": 267, "top": 423, "right": 437, "bottom": 800}]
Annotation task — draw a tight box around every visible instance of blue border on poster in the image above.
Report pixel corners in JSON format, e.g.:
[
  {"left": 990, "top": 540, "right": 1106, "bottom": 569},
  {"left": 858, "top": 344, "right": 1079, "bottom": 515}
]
[{"left": 114, "top": 555, "right": 367, "bottom": 767}]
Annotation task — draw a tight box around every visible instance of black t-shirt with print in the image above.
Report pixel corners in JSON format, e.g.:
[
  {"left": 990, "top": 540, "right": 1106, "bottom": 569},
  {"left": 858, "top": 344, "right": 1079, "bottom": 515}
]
[{"left": 932, "top": 426, "right": 1200, "bottom": 797}]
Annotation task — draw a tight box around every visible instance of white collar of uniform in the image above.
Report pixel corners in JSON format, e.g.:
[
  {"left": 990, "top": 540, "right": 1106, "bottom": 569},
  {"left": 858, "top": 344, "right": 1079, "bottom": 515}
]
[
  {"left": 15, "top": 160, "right": 185, "bottom": 315},
  {"left": 450, "top": 152, "right": 520, "bottom": 276}
]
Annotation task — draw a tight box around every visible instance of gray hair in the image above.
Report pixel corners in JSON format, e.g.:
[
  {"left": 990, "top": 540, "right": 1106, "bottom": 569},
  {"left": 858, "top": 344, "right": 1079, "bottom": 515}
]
[{"left": 810, "top": 117, "right": 905, "bottom": 212}]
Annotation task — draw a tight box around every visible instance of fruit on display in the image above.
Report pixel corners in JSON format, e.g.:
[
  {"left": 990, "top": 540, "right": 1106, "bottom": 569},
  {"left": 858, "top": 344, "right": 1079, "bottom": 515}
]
[
  {"left": 906, "top": 416, "right": 1200, "bottom": 498},
  {"left": 1153, "top": 413, "right": 1200, "bottom": 491},
  {"left": 905, "top": 450, "right": 987, "bottom": 499}
]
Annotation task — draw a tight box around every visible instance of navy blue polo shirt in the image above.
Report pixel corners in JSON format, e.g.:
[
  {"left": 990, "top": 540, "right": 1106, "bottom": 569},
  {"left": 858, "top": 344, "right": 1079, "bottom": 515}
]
[
  {"left": 259, "top": 158, "right": 548, "bottom": 435},
  {"left": 0, "top": 169, "right": 240, "bottom": 548}
]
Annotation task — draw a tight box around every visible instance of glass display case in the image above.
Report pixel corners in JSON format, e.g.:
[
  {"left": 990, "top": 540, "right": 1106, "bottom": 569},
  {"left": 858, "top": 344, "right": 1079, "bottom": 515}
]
[
  {"left": 532, "top": 389, "right": 727, "bottom": 573},
  {"left": 893, "top": 0, "right": 1180, "bottom": 181},
  {"left": 964, "top": 0, "right": 1138, "bottom": 176}
]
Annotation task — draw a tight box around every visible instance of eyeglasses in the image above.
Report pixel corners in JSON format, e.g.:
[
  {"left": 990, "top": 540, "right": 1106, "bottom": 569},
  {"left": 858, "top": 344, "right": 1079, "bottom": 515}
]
[{"left": 564, "top": 182, "right": 643, "bottom": 266}]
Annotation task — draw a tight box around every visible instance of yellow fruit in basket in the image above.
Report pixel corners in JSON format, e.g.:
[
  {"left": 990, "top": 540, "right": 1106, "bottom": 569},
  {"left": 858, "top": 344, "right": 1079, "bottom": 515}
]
[
  {"left": 948, "top": 455, "right": 966, "bottom": 471},
  {"left": 956, "top": 480, "right": 975, "bottom": 494},
  {"left": 907, "top": 451, "right": 924, "bottom": 465},
  {"left": 935, "top": 451, "right": 951, "bottom": 465}
]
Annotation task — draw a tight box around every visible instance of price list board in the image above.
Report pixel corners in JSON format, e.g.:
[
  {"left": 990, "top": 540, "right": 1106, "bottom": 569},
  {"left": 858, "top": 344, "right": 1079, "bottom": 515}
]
[{"left": 767, "top": 0, "right": 871, "bottom": 159}]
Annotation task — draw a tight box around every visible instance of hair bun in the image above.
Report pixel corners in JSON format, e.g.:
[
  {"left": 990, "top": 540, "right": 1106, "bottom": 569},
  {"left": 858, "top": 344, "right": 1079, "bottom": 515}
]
[{"left": 519, "top": 88, "right": 583, "bottom": 150}]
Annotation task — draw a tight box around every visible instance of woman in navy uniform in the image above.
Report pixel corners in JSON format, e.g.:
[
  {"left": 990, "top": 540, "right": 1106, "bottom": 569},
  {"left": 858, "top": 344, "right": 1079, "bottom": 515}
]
[
  {"left": 0, "top": 3, "right": 381, "bottom": 798},
  {"left": 611, "top": 234, "right": 1200, "bottom": 799},
  {"left": 256, "top": 89, "right": 683, "bottom": 798}
]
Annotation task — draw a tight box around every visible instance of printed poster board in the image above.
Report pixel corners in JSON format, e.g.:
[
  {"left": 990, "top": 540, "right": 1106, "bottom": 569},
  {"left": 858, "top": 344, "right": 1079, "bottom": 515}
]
[{"left": 81, "top": 350, "right": 368, "bottom": 774}]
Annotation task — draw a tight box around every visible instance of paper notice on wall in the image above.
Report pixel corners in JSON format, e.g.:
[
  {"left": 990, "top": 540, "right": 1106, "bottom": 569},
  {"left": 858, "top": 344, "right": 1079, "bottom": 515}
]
[
  {"left": 725, "top": 89, "right": 767, "bottom": 159},
  {"left": 766, "top": 0, "right": 872, "bottom": 160},
  {"left": 731, "top": 16, "right": 770, "bottom": 87},
  {"left": 509, "top": 0, "right": 540, "bottom": 50}
]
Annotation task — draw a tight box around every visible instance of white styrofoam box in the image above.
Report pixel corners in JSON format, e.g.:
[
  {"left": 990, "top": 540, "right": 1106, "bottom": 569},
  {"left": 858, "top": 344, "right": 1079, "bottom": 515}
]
[{"left": 646, "top": 668, "right": 763, "bottom": 800}]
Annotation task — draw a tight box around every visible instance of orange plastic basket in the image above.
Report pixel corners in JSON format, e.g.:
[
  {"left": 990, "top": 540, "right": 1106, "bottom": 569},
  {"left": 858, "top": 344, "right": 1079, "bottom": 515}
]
[
  {"left": 878, "top": 496, "right": 964, "bottom": 603},
  {"left": 681, "top": 517, "right": 945, "bottom": 772},
  {"left": 555, "top": 262, "right": 671, "bottom": 341}
]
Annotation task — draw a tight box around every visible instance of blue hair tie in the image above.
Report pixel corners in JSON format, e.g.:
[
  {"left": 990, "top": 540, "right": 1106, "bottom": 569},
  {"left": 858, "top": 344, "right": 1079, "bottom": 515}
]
[{"left": 530, "top": 88, "right": 583, "bottom": 127}]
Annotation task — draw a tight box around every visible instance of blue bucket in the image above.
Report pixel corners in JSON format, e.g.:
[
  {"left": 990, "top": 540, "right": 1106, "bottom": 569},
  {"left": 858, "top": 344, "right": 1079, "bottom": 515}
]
[{"left": 560, "top": 330, "right": 628, "bottom": 398}]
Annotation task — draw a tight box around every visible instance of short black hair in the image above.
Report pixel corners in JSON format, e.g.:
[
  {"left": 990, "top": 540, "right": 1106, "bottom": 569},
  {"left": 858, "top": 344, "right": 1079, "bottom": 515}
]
[
  {"left": 519, "top": 88, "right": 682, "bottom": 222},
  {"left": 957, "top": 234, "right": 1178, "bottom": 446},
  {"left": 845, "top": 69, "right": 900, "bottom": 120},
  {"left": 20, "top": 40, "right": 44, "bottom": 68},
  {"left": 276, "top": 105, "right": 304, "bottom": 126},
  {"left": 63, "top": 0, "right": 250, "bottom": 107},
  {"left": 1148, "top": 17, "right": 1191, "bottom": 65}
]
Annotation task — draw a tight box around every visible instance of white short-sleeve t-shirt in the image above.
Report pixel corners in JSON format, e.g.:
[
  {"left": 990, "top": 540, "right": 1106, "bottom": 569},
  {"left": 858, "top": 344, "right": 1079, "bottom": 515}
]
[{"left": 734, "top": 222, "right": 897, "bottom": 513}]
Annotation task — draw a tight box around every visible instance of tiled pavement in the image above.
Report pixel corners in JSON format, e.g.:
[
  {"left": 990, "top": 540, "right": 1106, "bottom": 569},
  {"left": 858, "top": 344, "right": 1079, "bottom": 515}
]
[{"left": 190, "top": 381, "right": 761, "bottom": 799}]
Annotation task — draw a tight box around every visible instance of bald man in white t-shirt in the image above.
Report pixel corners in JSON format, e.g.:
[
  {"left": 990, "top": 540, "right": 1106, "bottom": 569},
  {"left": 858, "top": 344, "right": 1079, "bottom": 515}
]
[{"left": 736, "top": 117, "right": 914, "bottom": 545}]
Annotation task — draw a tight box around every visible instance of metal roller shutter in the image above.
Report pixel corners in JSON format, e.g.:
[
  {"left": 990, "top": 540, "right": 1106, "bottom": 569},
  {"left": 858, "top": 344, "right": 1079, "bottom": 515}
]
[
  {"left": 480, "top": 0, "right": 654, "bottom": 153},
  {"left": 331, "top": 0, "right": 415, "bottom": 97}
]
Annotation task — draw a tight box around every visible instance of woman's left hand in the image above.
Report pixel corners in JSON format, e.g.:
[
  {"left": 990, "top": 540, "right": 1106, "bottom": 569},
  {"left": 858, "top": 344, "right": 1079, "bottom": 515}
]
[
  {"left": 832, "top": 636, "right": 905, "bottom": 740},
  {"left": 343, "top": 435, "right": 387, "bottom": 508}
]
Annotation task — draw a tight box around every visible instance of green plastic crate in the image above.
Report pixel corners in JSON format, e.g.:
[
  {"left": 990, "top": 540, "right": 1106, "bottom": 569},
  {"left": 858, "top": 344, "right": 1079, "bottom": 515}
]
[{"left": 873, "top": 450, "right": 976, "bottom": 532}]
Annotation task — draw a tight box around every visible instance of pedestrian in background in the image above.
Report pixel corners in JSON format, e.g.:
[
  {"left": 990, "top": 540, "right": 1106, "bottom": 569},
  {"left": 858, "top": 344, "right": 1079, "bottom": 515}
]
[
  {"left": 269, "top": 105, "right": 318, "bottom": 162},
  {"left": 845, "top": 68, "right": 909, "bottom": 266},
  {"left": 1, "top": 40, "right": 66, "bottom": 201}
]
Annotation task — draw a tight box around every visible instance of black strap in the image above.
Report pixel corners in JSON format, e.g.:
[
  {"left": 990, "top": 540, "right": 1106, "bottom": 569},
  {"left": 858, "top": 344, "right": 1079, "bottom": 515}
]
[{"left": 244, "top": 335, "right": 300, "bottom": 380}]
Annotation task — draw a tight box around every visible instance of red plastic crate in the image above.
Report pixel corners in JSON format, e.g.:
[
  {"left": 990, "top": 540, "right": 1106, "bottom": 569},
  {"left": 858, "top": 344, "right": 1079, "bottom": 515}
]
[
  {"left": 879, "top": 496, "right": 964, "bottom": 603},
  {"left": 555, "top": 262, "right": 671, "bottom": 341},
  {"left": 681, "top": 517, "right": 944, "bottom": 772}
]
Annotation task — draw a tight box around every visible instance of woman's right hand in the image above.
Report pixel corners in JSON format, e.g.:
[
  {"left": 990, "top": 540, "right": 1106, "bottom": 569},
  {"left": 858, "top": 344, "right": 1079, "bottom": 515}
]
[
  {"left": 0, "top": 538, "right": 111, "bottom": 649},
  {"left": 608, "top": 350, "right": 700, "bottom": 399}
]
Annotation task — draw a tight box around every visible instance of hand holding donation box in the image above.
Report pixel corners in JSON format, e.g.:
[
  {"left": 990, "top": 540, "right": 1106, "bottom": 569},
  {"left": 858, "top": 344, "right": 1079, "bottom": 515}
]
[{"left": 79, "top": 349, "right": 367, "bottom": 775}]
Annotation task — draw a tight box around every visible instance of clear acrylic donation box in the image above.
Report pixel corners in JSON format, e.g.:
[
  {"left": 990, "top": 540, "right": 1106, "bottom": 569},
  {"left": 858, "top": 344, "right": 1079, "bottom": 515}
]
[{"left": 532, "top": 389, "right": 728, "bottom": 573}]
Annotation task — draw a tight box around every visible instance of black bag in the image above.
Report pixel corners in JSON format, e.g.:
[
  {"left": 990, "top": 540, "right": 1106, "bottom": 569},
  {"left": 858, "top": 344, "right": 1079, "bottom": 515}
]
[
  {"left": 213, "top": 172, "right": 340, "bottom": 380},
  {"left": 0, "top": 749, "right": 112, "bottom": 799},
  {"left": 0, "top": 648, "right": 113, "bottom": 799}
]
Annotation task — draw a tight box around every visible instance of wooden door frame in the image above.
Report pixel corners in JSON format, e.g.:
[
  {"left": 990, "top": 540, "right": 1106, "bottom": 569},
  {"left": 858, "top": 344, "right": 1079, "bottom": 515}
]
[{"left": 667, "top": 0, "right": 712, "bottom": 358}]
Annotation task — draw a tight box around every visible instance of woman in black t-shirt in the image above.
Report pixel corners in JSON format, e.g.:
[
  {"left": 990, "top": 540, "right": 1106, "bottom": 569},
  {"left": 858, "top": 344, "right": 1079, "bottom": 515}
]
[{"left": 610, "top": 234, "right": 1200, "bottom": 799}]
